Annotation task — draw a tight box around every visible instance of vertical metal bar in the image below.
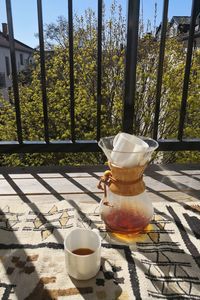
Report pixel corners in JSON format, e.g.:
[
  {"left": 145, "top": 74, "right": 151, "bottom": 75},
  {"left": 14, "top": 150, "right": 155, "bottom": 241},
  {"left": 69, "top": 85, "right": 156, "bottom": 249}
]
[
  {"left": 123, "top": 0, "right": 140, "bottom": 133},
  {"left": 97, "top": 0, "right": 102, "bottom": 141},
  {"left": 6, "top": 0, "right": 23, "bottom": 143},
  {"left": 178, "top": 0, "right": 200, "bottom": 140},
  {"left": 68, "top": 0, "right": 75, "bottom": 142},
  {"left": 153, "top": 0, "right": 169, "bottom": 140},
  {"left": 37, "top": 0, "right": 49, "bottom": 143}
]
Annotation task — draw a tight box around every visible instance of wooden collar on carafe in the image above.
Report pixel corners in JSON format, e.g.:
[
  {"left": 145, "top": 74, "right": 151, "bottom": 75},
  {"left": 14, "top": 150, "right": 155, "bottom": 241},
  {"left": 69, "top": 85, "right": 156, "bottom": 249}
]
[{"left": 107, "top": 161, "right": 146, "bottom": 196}]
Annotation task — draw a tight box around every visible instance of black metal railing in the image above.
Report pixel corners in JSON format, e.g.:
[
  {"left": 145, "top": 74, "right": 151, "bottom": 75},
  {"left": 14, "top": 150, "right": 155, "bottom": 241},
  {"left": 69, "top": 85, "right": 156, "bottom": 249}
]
[
  {"left": 1, "top": 0, "right": 200, "bottom": 154},
  {"left": 37, "top": 0, "right": 49, "bottom": 144}
]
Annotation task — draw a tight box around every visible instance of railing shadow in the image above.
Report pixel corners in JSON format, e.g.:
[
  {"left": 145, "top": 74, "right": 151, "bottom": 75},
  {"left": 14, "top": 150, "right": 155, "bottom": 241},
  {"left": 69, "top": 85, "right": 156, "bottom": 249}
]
[
  {"left": 1, "top": 172, "right": 64, "bottom": 245},
  {"left": 0, "top": 208, "right": 53, "bottom": 299},
  {"left": 145, "top": 164, "right": 200, "bottom": 200},
  {"left": 132, "top": 206, "right": 200, "bottom": 298},
  {"left": 61, "top": 172, "right": 101, "bottom": 203}
]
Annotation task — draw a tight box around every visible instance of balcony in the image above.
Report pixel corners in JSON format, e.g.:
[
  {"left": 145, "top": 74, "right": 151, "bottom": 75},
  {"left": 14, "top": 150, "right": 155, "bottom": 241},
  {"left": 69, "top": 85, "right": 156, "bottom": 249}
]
[
  {"left": 0, "top": 1, "right": 200, "bottom": 298},
  {"left": 0, "top": 0, "right": 199, "bottom": 157}
]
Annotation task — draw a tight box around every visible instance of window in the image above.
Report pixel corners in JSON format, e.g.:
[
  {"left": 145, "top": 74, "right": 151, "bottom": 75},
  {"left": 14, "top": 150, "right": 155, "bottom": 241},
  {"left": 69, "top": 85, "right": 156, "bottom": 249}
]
[
  {"left": 20, "top": 53, "right": 23, "bottom": 65},
  {"left": 5, "top": 56, "right": 10, "bottom": 76}
]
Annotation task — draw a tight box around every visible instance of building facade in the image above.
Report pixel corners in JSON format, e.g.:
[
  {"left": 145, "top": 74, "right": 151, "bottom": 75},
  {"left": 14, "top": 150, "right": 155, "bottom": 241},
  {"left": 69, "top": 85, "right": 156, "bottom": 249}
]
[
  {"left": 156, "top": 16, "right": 200, "bottom": 48},
  {"left": 0, "top": 23, "right": 34, "bottom": 100}
]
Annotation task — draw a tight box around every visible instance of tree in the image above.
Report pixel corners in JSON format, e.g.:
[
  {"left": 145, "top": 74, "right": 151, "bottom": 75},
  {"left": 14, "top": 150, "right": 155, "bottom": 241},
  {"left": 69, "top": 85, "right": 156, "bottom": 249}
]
[{"left": 0, "top": 0, "right": 199, "bottom": 166}]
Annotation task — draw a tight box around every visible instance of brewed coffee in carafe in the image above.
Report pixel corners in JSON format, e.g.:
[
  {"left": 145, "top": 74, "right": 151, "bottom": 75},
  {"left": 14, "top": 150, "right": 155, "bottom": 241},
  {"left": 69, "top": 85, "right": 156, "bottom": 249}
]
[{"left": 98, "top": 133, "right": 158, "bottom": 235}]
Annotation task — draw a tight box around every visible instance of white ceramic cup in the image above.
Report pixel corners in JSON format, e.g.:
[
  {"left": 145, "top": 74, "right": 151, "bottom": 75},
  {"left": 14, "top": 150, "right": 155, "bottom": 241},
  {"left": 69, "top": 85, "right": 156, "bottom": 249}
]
[{"left": 64, "top": 228, "right": 101, "bottom": 280}]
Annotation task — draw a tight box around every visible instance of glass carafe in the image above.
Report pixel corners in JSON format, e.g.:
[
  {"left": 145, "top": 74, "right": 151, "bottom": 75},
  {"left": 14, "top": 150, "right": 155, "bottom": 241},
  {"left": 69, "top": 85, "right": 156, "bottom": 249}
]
[{"left": 98, "top": 135, "right": 158, "bottom": 235}]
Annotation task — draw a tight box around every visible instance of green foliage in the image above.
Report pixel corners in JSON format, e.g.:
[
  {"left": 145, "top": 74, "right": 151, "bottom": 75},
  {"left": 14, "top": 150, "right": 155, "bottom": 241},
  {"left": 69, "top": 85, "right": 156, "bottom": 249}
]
[{"left": 0, "top": 1, "right": 199, "bottom": 166}]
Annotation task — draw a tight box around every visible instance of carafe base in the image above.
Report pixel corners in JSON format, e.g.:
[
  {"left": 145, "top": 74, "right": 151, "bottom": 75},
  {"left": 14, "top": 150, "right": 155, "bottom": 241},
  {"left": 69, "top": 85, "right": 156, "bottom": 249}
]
[{"left": 106, "top": 222, "right": 153, "bottom": 244}]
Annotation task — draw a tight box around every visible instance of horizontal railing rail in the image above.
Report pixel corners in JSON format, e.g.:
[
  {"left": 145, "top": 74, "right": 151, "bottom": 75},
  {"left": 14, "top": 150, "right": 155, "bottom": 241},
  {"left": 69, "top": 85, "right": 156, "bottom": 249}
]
[
  {"left": 0, "top": 0, "right": 200, "bottom": 154},
  {"left": 0, "top": 139, "right": 199, "bottom": 154}
]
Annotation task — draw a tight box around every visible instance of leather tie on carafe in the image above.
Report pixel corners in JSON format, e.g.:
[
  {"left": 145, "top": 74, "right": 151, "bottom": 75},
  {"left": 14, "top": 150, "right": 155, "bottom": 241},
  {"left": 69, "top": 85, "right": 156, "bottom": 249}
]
[{"left": 97, "top": 162, "right": 146, "bottom": 204}]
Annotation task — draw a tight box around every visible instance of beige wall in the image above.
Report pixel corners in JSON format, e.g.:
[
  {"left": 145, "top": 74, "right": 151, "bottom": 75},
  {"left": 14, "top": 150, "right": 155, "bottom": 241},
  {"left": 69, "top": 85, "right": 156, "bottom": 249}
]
[{"left": 0, "top": 47, "right": 33, "bottom": 100}]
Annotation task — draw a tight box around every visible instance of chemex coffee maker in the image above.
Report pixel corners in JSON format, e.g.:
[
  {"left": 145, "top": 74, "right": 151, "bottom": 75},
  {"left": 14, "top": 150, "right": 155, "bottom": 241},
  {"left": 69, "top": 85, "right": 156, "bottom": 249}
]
[{"left": 98, "top": 133, "right": 158, "bottom": 237}]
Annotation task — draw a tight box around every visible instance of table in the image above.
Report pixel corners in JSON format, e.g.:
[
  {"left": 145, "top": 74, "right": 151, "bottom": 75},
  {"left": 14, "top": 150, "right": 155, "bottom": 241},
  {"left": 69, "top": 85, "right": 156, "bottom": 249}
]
[{"left": 0, "top": 164, "right": 200, "bottom": 299}]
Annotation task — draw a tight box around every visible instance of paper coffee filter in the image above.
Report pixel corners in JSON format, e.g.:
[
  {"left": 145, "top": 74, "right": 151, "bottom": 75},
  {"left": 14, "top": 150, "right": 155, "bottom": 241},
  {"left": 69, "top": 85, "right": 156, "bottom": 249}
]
[
  {"left": 113, "top": 133, "right": 148, "bottom": 150},
  {"left": 98, "top": 133, "right": 158, "bottom": 168},
  {"left": 111, "top": 133, "right": 149, "bottom": 167}
]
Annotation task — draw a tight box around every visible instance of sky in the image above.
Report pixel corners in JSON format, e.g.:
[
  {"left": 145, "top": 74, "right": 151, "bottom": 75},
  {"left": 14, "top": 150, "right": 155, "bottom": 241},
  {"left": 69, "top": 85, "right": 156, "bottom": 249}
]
[{"left": 0, "top": 0, "right": 192, "bottom": 48}]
